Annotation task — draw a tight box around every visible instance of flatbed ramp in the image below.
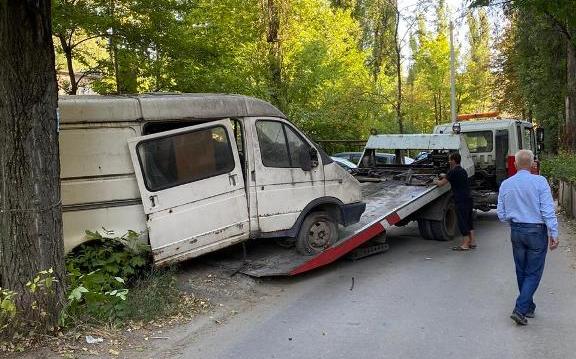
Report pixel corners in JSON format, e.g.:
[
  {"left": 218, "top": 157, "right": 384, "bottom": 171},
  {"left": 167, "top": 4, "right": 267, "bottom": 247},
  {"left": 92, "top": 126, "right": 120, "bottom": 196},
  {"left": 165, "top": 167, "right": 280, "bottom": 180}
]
[{"left": 205, "top": 181, "right": 449, "bottom": 277}]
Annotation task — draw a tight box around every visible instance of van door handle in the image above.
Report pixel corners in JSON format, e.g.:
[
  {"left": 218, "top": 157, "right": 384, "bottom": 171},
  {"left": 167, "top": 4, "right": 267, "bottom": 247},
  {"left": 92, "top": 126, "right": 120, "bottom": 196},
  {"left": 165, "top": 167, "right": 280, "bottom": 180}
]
[
  {"left": 149, "top": 195, "right": 158, "bottom": 207},
  {"left": 229, "top": 174, "right": 237, "bottom": 186}
]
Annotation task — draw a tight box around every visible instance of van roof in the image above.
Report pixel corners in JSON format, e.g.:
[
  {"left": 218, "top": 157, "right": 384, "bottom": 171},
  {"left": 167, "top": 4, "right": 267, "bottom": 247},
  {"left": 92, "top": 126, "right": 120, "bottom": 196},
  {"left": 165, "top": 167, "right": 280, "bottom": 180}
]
[
  {"left": 434, "top": 118, "right": 533, "bottom": 132},
  {"left": 58, "top": 93, "right": 287, "bottom": 123}
]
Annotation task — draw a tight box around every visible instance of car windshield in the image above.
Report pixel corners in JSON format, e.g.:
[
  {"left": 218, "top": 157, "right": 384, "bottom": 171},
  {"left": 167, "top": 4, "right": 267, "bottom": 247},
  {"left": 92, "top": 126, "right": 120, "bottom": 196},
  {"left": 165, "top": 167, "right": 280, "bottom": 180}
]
[{"left": 331, "top": 156, "right": 357, "bottom": 169}]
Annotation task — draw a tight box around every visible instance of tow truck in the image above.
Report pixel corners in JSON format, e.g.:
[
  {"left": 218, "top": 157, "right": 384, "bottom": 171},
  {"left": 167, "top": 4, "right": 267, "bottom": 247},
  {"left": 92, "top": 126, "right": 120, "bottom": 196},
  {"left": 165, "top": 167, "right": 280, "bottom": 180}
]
[
  {"left": 208, "top": 133, "right": 475, "bottom": 276},
  {"left": 434, "top": 112, "right": 543, "bottom": 211}
]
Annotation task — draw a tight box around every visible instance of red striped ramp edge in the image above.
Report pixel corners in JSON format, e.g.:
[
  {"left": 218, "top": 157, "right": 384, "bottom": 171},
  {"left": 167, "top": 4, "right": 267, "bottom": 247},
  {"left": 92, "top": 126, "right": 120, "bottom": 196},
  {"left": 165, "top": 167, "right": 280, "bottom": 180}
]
[
  {"left": 289, "top": 222, "right": 385, "bottom": 275},
  {"left": 385, "top": 212, "right": 401, "bottom": 227}
]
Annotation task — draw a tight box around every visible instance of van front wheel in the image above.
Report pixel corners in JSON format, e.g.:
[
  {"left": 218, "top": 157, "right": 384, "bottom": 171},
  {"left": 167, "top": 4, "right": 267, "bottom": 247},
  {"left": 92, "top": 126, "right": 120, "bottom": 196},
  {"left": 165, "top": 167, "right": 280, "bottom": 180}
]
[{"left": 296, "top": 211, "right": 338, "bottom": 256}]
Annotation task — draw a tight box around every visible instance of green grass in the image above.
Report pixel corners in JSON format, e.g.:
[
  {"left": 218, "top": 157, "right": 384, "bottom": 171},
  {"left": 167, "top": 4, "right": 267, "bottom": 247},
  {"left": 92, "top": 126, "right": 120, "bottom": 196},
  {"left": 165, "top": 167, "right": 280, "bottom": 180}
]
[{"left": 123, "top": 268, "right": 182, "bottom": 322}]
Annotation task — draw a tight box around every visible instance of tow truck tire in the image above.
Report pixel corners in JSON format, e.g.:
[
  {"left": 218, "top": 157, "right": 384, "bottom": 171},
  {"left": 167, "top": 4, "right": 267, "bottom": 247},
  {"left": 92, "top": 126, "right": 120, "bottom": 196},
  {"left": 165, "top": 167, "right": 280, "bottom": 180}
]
[
  {"left": 296, "top": 211, "right": 338, "bottom": 256},
  {"left": 429, "top": 202, "right": 457, "bottom": 241},
  {"left": 417, "top": 219, "right": 434, "bottom": 240}
]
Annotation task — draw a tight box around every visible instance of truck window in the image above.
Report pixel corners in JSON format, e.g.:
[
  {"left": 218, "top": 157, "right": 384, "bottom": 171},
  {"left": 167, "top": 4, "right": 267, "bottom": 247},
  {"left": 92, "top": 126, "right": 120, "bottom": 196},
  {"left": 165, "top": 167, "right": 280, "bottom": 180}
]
[
  {"left": 462, "top": 131, "right": 493, "bottom": 153},
  {"left": 256, "top": 120, "right": 308, "bottom": 168},
  {"left": 136, "top": 126, "right": 235, "bottom": 192},
  {"left": 522, "top": 127, "right": 533, "bottom": 151}
]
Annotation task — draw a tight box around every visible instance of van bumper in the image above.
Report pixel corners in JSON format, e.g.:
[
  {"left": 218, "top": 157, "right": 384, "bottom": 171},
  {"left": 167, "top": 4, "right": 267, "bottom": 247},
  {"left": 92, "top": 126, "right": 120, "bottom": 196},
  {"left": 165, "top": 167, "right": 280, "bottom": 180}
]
[{"left": 341, "top": 201, "right": 366, "bottom": 226}]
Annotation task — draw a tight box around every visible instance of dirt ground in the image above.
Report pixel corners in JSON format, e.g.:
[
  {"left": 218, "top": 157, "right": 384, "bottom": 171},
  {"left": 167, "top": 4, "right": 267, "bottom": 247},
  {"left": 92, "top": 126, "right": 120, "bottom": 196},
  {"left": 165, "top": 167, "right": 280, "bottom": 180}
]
[
  {"left": 5, "top": 213, "right": 576, "bottom": 359},
  {"left": 4, "top": 258, "right": 282, "bottom": 359}
]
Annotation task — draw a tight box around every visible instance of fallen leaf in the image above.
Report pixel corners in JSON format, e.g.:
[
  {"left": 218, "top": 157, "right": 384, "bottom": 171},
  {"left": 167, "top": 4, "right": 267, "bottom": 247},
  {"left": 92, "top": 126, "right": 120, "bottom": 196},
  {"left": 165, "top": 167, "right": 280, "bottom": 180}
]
[{"left": 109, "top": 349, "right": 120, "bottom": 356}]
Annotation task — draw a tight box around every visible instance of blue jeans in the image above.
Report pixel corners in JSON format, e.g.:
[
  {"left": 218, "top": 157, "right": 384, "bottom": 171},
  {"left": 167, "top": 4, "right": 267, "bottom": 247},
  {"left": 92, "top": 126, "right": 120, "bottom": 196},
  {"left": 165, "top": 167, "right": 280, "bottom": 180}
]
[{"left": 510, "top": 223, "right": 548, "bottom": 315}]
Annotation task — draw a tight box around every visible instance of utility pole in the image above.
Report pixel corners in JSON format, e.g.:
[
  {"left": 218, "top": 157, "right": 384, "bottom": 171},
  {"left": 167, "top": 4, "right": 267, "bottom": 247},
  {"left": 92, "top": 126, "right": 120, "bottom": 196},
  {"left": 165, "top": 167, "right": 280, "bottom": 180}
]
[{"left": 449, "top": 21, "right": 457, "bottom": 123}]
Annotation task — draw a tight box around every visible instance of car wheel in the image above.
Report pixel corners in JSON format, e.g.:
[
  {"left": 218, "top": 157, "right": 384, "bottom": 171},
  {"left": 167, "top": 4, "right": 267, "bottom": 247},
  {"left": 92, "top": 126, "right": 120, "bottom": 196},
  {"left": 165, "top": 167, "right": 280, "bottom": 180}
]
[{"left": 296, "top": 211, "right": 338, "bottom": 256}]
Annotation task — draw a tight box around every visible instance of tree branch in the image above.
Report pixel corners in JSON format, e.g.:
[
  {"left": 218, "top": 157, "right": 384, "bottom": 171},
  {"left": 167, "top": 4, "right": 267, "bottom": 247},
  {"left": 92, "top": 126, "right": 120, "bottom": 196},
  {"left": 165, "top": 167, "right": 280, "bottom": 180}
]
[
  {"left": 70, "top": 33, "right": 108, "bottom": 50},
  {"left": 543, "top": 11, "right": 572, "bottom": 42}
]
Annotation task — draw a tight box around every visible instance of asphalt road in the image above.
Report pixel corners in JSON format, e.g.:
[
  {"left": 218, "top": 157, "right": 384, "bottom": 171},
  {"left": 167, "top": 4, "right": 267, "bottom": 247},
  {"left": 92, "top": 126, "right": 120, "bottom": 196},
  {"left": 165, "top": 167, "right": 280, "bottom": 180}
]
[{"left": 163, "top": 211, "right": 576, "bottom": 359}]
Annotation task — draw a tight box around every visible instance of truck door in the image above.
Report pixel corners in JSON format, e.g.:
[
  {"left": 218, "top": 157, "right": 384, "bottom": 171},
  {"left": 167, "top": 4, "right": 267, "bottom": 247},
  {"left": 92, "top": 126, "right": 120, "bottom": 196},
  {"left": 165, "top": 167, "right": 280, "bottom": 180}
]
[
  {"left": 495, "top": 130, "right": 509, "bottom": 186},
  {"left": 128, "top": 120, "right": 250, "bottom": 265},
  {"left": 251, "top": 118, "right": 325, "bottom": 233}
]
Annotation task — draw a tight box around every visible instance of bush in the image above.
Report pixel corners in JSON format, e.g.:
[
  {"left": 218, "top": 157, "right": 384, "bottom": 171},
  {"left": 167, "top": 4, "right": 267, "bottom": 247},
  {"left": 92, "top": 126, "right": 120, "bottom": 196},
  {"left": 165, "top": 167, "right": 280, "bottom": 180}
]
[
  {"left": 60, "top": 229, "right": 151, "bottom": 325},
  {"left": 0, "top": 288, "right": 17, "bottom": 333},
  {"left": 1, "top": 269, "right": 58, "bottom": 338},
  {"left": 541, "top": 153, "right": 576, "bottom": 183}
]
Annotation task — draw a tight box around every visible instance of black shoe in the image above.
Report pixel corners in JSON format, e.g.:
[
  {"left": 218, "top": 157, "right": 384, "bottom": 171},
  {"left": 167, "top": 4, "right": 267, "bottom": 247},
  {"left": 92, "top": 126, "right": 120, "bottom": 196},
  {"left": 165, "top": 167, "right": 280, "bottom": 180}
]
[
  {"left": 510, "top": 311, "right": 528, "bottom": 325},
  {"left": 526, "top": 304, "right": 536, "bottom": 318}
]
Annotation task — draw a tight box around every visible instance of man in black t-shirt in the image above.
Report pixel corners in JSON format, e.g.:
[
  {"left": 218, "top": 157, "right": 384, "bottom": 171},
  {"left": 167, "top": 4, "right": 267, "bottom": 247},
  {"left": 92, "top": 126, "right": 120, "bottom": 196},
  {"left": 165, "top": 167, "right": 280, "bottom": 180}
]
[{"left": 435, "top": 152, "right": 476, "bottom": 251}]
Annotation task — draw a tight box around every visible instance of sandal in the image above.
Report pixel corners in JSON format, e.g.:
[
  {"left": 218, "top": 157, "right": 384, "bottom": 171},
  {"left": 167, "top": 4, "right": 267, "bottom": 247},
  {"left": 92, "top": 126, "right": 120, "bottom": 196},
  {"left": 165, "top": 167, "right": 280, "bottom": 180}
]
[
  {"left": 452, "top": 246, "right": 471, "bottom": 251},
  {"left": 470, "top": 244, "right": 477, "bottom": 249}
]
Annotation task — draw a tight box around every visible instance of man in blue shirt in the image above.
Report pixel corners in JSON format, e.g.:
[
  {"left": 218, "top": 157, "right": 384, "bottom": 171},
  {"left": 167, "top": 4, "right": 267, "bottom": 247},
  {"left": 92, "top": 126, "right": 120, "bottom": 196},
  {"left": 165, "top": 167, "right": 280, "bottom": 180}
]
[{"left": 497, "top": 149, "right": 559, "bottom": 326}]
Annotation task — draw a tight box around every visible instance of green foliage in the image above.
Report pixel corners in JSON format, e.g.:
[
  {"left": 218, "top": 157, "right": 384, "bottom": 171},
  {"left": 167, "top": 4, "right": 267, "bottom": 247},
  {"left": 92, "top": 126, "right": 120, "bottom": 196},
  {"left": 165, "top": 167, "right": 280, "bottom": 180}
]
[
  {"left": 61, "top": 230, "right": 151, "bottom": 325},
  {"left": 67, "top": 229, "right": 150, "bottom": 281},
  {"left": 541, "top": 154, "right": 576, "bottom": 183},
  {"left": 0, "top": 289, "right": 17, "bottom": 332},
  {"left": 0, "top": 269, "right": 59, "bottom": 336},
  {"left": 122, "top": 269, "right": 180, "bottom": 322},
  {"left": 52, "top": 0, "right": 513, "bottom": 142},
  {"left": 493, "top": 9, "right": 565, "bottom": 153},
  {"left": 405, "top": 3, "right": 455, "bottom": 132},
  {"left": 458, "top": 9, "right": 492, "bottom": 114},
  {"left": 61, "top": 269, "right": 129, "bottom": 325}
]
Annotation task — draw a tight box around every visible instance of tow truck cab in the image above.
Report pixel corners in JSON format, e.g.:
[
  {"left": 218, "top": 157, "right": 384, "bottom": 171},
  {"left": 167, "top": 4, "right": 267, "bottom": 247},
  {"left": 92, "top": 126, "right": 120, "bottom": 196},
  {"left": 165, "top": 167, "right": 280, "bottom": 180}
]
[{"left": 433, "top": 117, "right": 543, "bottom": 211}]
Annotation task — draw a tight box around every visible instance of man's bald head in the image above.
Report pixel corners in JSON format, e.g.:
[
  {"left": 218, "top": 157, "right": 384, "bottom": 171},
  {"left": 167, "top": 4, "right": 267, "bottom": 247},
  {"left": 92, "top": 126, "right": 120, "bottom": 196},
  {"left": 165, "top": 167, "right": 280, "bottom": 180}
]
[{"left": 515, "top": 149, "right": 534, "bottom": 170}]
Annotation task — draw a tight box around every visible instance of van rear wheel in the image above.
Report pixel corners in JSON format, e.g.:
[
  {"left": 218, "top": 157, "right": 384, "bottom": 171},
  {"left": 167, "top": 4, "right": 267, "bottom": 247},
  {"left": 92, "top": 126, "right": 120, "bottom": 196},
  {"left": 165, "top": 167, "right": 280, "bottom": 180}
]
[{"left": 296, "top": 211, "right": 338, "bottom": 256}]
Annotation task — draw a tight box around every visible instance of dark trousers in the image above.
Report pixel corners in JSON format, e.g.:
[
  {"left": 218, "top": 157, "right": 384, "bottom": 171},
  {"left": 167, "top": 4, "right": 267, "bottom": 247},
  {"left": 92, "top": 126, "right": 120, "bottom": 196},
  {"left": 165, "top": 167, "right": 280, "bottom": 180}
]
[
  {"left": 510, "top": 222, "right": 548, "bottom": 315},
  {"left": 455, "top": 199, "right": 473, "bottom": 236}
]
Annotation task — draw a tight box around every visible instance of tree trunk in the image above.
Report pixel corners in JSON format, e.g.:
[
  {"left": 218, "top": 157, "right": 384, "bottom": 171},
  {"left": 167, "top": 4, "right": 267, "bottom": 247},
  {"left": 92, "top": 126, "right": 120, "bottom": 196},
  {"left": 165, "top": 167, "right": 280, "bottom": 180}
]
[
  {"left": 434, "top": 94, "right": 439, "bottom": 125},
  {"left": 266, "top": 0, "right": 284, "bottom": 111},
  {"left": 565, "top": 38, "right": 576, "bottom": 151},
  {"left": 57, "top": 34, "right": 78, "bottom": 95},
  {"left": 0, "top": 0, "right": 65, "bottom": 331}
]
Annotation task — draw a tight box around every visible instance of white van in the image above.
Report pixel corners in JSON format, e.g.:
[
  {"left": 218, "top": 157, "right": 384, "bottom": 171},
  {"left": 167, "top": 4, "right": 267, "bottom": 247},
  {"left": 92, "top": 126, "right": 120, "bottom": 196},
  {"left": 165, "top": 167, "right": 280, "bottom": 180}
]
[{"left": 59, "top": 94, "right": 365, "bottom": 265}]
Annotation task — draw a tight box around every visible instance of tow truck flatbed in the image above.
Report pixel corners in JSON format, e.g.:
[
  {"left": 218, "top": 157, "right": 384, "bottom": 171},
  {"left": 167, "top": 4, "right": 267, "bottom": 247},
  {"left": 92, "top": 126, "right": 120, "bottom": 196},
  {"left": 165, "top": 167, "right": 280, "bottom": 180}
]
[{"left": 206, "top": 181, "right": 450, "bottom": 277}]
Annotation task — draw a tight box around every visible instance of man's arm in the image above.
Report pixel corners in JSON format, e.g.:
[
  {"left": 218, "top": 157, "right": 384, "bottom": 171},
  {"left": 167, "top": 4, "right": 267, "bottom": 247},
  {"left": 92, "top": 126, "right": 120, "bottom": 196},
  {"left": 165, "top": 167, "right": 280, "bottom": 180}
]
[
  {"left": 538, "top": 177, "right": 559, "bottom": 249},
  {"left": 497, "top": 186, "right": 507, "bottom": 222},
  {"left": 434, "top": 170, "right": 451, "bottom": 187},
  {"left": 434, "top": 177, "right": 449, "bottom": 187}
]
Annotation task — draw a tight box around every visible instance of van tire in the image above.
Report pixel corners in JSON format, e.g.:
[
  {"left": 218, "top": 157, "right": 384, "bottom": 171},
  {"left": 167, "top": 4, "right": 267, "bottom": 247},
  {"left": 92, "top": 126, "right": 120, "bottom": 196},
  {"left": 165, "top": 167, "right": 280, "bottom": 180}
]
[
  {"left": 429, "top": 202, "right": 457, "bottom": 241},
  {"left": 296, "top": 211, "right": 338, "bottom": 256}
]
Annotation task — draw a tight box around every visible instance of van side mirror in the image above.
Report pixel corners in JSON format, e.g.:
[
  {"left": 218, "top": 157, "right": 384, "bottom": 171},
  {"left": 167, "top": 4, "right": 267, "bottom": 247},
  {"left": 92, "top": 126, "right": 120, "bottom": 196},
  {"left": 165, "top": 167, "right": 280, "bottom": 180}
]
[{"left": 299, "top": 147, "right": 319, "bottom": 171}]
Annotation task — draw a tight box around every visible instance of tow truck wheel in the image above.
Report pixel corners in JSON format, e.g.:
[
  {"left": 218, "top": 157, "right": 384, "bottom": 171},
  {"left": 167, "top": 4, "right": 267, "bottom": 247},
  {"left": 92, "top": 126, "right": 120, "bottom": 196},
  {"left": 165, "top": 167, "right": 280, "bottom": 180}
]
[
  {"left": 429, "top": 202, "right": 457, "bottom": 241},
  {"left": 417, "top": 219, "right": 434, "bottom": 240},
  {"left": 296, "top": 211, "right": 338, "bottom": 256}
]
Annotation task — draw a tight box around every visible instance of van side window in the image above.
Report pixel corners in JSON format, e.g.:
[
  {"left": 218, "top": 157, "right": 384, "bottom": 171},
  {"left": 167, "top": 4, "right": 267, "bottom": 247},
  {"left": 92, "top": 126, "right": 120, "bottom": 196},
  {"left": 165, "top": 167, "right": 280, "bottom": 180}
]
[
  {"left": 285, "top": 125, "right": 308, "bottom": 168},
  {"left": 462, "top": 131, "right": 493, "bottom": 153},
  {"left": 256, "top": 120, "right": 308, "bottom": 168},
  {"left": 137, "top": 126, "right": 235, "bottom": 191}
]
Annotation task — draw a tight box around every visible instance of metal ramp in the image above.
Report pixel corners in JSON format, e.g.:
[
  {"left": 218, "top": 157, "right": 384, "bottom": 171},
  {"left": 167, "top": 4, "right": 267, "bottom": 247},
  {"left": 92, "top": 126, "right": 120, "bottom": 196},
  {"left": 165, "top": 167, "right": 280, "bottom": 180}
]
[{"left": 204, "top": 181, "right": 445, "bottom": 277}]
